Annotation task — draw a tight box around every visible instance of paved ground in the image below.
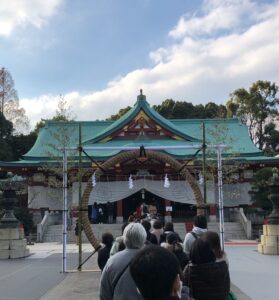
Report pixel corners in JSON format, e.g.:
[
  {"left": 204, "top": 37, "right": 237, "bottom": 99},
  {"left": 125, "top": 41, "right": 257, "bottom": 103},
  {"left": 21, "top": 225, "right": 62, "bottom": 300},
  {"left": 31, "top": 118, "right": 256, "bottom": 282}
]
[
  {"left": 0, "top": 242, "right": 277, "bottom": 300},
  {"left": 226, "top": 245, "right": 279, "bottom": 300}
]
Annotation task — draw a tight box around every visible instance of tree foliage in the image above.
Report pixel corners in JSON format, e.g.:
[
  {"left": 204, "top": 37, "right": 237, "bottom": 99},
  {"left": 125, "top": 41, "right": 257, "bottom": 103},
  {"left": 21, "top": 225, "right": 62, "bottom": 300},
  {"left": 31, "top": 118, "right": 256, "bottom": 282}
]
[
  {"left": 228, "top": 80, "right": 279, "bottom": 150},
  {"left": 107, "top": 106, "right": 132, "bottom": 121},
  {"left": 263, "top": 122, "right": 279, "bottom": 155},
  {"left": 107, "top": 99, "right": 229, "bottom": 121},
  {"left": 154, "top": 99, "right": 228, "bottom": 119},
  {"left": 249, "top": 167, "right": 273, "bottom": 210},
  {"left": 0, "top": 68, "right": 30, "bottom": 133},
  {"left": 0, "top": 111, "right": 14, "bottom": 161}
]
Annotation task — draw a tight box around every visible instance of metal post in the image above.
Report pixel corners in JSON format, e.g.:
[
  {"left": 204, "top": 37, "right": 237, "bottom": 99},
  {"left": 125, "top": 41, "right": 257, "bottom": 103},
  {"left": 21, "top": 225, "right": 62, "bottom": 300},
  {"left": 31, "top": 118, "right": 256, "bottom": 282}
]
[
  {"left": 78, "top": 123, "right": 82, "bottom": 271},
  {"left": 202, "top": 122, "right": 207, "bottom": 205},
  {"left": 217, "top": 147, "right": 225, "bottom": 251},
  {"left": 62, "top": 148, "right": 68, "bottom": 273}
]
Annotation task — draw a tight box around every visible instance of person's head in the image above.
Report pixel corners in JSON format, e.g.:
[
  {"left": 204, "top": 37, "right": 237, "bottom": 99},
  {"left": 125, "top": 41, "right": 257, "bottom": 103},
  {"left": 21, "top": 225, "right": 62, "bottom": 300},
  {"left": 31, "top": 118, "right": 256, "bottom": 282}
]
[
  {"left": 153, "top": 219, "right": 163, "bottom": 230},
  {"left": 130, "top": 245, "right": 182, "bottom": 300},
  {"left": 166, "top": 232, "right": 179, "bottom": 245},
  {"left": 141, "top": 220, "right": 151, "bottom": 233},
  {"left": 193, "top": 215, "right": 207, "bottom": 229},
  {"left": 123, "top": 222, "right": 147, "bottom": 249},
  {"left": 121, "top": 222, "right": 129, "bottom": 234},
  {"left": 101, "top": 232, "right": 114, "bottom": 247},
  {"left": 190, "top": 238, "right": 216, "bottom": 265},
  {"left": 203, "top": 231, "right": 223, "bottom": 258},
  {"left": 128, "top": 215, "right": 136, "bottom": 223},
  {"left": 164, "top": 222, "right": 174, "bottom": 232}
]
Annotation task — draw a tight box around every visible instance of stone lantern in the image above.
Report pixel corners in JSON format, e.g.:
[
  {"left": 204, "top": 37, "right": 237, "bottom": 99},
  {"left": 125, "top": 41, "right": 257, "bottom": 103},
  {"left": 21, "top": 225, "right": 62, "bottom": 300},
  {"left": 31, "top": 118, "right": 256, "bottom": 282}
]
[
  {"left": 0, "top": 173, "right": 30, "bottom": 259},
  {"left": 258, "top": 168, "right": 279, "bottom": 255}
]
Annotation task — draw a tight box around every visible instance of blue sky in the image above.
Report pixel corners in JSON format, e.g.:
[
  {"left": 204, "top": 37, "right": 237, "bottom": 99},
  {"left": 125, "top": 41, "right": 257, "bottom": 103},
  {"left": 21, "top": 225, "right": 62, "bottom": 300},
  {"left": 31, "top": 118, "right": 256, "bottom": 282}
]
[{"left": 1, "top": 0, "right": 279, "bottom": 128}]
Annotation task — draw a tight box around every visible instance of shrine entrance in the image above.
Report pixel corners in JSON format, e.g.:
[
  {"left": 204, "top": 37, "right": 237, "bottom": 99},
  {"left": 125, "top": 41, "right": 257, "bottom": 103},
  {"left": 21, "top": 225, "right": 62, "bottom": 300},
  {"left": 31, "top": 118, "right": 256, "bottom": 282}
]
[{"left": 81, "top": 149, "right": 203, "bottom": 250}]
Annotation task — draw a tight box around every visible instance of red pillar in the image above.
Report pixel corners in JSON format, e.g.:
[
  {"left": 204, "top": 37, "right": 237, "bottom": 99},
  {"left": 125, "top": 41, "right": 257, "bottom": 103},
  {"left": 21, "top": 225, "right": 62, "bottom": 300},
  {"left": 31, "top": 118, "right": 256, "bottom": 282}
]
[
  {"left": 209, "top": 205, "right": 217, "bottom": 222},
  {"left": 116, "top": 199, "right": 123, "bottom": 223}
]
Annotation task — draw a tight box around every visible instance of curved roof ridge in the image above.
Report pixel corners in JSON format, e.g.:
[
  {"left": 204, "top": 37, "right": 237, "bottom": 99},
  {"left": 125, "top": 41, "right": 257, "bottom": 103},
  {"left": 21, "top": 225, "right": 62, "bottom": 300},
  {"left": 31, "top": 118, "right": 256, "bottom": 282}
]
[
  {"left": 171, "top": 118, "right": 240, "bottom": 123},
  {"left": 83, "top": 93, "right": 200, "bottom": 143}
]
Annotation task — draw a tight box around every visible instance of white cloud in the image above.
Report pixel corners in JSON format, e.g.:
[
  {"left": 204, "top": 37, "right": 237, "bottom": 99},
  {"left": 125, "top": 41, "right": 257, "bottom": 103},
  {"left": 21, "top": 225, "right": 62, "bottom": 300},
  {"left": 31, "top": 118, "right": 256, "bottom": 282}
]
[
  {"left": 0, "top": 0, "right": 63, "bottom": 36},
  {"left": 169, "top": 0, "right": 259, "bottom": 39},
  {"left": 20, "top": 0, "right": 279, "bottom": 129}
]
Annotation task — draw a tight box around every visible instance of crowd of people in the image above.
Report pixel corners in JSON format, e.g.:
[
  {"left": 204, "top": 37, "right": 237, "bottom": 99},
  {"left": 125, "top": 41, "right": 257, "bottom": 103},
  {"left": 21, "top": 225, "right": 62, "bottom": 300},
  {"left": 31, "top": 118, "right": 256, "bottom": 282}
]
[{"left": 97, "top": 215, "right": 233, "bottom": 300}]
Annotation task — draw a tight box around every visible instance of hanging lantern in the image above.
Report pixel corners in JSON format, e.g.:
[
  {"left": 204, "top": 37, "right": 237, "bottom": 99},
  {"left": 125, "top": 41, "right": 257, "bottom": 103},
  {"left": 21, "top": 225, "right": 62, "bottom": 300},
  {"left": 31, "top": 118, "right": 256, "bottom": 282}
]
[
  {"left": 141, "top": 189, "right": 145, "bottom": 199},
  {"left": 164, "top": 174, "right": 170, "bottom": 188},
  {"left": 129, "top": 175, "right": 134, "bottom": 189},
  {"left": 92, "top": 172, "right": 96, "bottom": 187}
]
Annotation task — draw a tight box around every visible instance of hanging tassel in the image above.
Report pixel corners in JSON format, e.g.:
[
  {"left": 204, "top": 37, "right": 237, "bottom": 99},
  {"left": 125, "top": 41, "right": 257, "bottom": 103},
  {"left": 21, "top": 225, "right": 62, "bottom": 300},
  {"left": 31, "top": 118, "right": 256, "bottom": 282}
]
[
  {"left": 92, "top": 172, "right": 96, "bottom": 187},
  {"left": 164, "top": 174, "right": 170, "bottom": 188},
  {"left": 198, "top": 172, "right": 204, "bottom": 185},
  {"left": 129, "top": 174, "right": 134, "bottom": 189}
]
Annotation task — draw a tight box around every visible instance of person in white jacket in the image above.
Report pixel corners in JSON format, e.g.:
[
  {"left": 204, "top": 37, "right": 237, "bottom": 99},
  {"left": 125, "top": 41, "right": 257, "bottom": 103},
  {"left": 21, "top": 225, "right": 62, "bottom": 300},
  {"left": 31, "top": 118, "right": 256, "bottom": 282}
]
[{"left": 183, "top": 215, "right": 207, "bottom": 257}]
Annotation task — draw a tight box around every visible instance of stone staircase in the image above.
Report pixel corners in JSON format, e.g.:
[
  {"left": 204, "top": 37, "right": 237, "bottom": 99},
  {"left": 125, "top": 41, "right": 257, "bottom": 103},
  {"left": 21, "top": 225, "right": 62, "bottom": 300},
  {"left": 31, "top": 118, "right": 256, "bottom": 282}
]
[
  {"left": 207, "top": 222, "right": 247, "bottom": 240},
  {"left": 42, "top": 224, "right": 123, "bottom": 243},
  {"left": 42, "top": 221, "right": 247, "bottom": 243},
  {"left": 175, "top": 222, "right": 247, "bottom": 241}
]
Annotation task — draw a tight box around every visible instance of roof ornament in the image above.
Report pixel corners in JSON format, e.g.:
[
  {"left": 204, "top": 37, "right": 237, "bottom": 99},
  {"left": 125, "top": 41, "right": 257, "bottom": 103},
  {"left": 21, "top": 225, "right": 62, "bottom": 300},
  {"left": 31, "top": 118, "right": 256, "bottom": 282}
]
[{"left": 137, "top": 89, "right": 146, "bottom": 102}]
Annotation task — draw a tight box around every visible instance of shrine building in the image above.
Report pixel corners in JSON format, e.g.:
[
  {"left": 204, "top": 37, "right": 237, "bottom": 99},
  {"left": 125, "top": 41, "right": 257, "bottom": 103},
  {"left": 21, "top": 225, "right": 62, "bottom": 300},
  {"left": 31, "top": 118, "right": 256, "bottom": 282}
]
[{"left": 1, "top": 91, "right": 278, "bottom": 223}]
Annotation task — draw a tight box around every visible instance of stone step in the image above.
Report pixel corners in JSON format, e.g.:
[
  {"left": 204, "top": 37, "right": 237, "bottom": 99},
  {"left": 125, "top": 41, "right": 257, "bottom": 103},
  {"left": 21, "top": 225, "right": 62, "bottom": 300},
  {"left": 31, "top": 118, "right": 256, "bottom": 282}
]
[{"left": 43, "top": 221, "right": 247, "bottom": 242}]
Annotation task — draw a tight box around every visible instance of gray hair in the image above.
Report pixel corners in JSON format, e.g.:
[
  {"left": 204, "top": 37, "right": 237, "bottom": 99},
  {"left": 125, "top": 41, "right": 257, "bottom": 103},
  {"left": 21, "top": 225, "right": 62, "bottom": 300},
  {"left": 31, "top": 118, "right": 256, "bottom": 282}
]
[{"left": 123, "top": 223, "right": 147, "bottom": 249}]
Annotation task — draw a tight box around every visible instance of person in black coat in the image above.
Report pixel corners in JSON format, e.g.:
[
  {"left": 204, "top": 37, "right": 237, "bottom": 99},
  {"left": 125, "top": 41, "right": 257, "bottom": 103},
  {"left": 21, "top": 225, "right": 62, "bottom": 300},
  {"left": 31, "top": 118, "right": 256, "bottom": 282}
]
[
  {"left": 98, "top": 232, "right": 114, "bottom": 271},
  {"left": 183, "top": 239, "right": 230, "bottom": 300},
  {"left": 159, "top": 222, "right": 183, "bottom": 244},
  {"left": 162, "top": 232, "right": 189, "bottom": 270},
  {"left": 141, "top": 220, "right": 158, "bottom": 245}
]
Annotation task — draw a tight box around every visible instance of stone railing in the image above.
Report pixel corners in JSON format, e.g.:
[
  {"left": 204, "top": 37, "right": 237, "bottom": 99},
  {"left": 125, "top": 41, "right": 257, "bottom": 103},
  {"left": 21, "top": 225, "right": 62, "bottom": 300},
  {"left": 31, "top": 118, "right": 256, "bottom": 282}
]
[
  {"left": 238, "top": 208, "right": 252, "bottom": 239},
  {"left": 37, "top": 211, "right": 49, "bottom": 242}
]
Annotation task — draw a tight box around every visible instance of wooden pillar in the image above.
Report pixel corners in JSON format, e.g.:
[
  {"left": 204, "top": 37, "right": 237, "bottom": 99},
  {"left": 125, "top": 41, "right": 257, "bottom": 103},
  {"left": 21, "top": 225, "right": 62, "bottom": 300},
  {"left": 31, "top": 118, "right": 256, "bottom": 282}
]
[
  {"left": 116, "top": 200, "right": 123, "bottom": 223},
  {"left": 164, "top": 199, "right": 172, "bottom": 223}
]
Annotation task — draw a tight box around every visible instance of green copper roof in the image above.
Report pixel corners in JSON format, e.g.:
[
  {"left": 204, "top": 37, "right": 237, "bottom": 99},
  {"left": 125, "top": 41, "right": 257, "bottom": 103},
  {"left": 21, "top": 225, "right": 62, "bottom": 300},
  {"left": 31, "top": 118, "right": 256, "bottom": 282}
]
[
  {"left": 171, "top": 118, "right": 260, "bottom": 155},
  {"left": 84, "top": 93, "right": 200, "bottom": 144},
  {"left": 1, "top": 93, "right": 275, "bottom": 167},
  {"left": 24, "top": 120, "right": 112, "bottom": 158}
]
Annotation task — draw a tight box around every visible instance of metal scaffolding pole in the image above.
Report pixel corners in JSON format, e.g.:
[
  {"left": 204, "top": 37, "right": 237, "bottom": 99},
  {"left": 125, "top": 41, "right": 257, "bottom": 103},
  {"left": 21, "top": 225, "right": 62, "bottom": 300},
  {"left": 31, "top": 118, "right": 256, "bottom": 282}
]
[
  {"left": 62, "top": 148, "right": 68, "bottom": 273},
  {"left": 217, "top": 147, "right": 225, "bottom": 251}
]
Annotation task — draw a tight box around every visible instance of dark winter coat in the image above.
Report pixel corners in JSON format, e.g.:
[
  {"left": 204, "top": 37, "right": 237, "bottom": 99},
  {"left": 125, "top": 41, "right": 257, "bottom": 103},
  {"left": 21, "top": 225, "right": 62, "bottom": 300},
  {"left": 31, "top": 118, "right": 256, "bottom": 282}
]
[
  {"left": 98, "top": 245, "right": 112, "bottom": 271},
  {"left": 160, "top": 231, "right": 182, "bottom": 244},
  {"left": 146, "top": 231, "right": 158, "bottom": 245},
  {"left": 183, "top": 261, "right": 230, "bottom": 300}
]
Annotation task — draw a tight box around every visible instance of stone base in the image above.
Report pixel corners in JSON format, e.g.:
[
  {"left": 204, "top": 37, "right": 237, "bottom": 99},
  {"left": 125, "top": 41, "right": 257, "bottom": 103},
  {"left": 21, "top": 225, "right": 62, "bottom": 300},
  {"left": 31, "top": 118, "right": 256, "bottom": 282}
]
[
  {"left": 116, "top": 216, "right": 123, "bottom": 224},
  {"left": 209, "top": 215, "right": 217, "bottom": 222},
  {"left": 0, "top": 228, "right": 30, "bottom": 259},
  {"left": 258, "top": 224, "right": 279, "bottom": 255},
  {"left": 10, "top": 249, "right": 30, "bottom": 259},
  {"left": 0, "top": 228, "right": 24, "bottom": 240},
  {"left": 0, "top": 250, "right": 10, "bottom": 259}
]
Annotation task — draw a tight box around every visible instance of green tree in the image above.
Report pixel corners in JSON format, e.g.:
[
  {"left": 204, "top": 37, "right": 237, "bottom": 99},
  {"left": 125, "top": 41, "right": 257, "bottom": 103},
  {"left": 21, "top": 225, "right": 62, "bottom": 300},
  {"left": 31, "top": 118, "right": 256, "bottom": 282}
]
[
  {"left": 0, "top": 111, "right": 13, "bottom": 161},
  {"left": 249, "top": 167, "right": 273, "bottom": 210},
  {"left": 204, "top": 102, "right": 228, "bottom": 118},
  {"left": 0, "top": 67, "right": 30, "bottom": 133},
  {"left": 228, "top": 80, "right": 279, "bottom": 149},
  {"left": 11, "top": 132, "right": 37, "bottom": 160},
  {"left": 107, "top": 106, "right": 131, "bottom": 121},
  {"left": 153, "top": 99, "right": 175, "bottom": 118},
  {"left": 263, "top": 122, "right": 279, "bottom": 155}
]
